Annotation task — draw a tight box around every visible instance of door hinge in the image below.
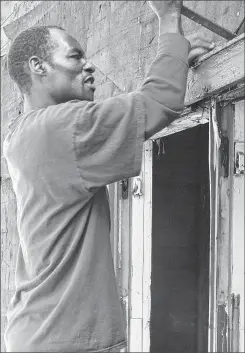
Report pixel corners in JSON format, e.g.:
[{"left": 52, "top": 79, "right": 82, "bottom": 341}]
[{"left": 234, "top": 142, "right": 244, "bottom": 175}]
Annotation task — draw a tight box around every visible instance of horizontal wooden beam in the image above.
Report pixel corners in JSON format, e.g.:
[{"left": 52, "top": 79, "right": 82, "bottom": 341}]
[
  {"left": 216, "top": 82, "right": 245, "bottom": 103},
  {"left": 150, "top": 106, "right": 210, "bottom": 140},
  {"left": 185, "top": 33, "right": 244, "bottom": 106},
  {"left": 151, "top": 34, "right": 244, "bottom": 140}
]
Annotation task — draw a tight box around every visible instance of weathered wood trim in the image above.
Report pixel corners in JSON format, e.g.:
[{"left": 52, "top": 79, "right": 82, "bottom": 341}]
[
  {"left": 208, "top": 99, "right": 221, "bottom": 353},
  {"left": 129, "top": 318, "right": 143, "bottom": 352},
  {"left": 230, "top": 100, "right": 244, "bottom": 353},
  {"left": 142, "top": 140, "right": 153, "bottom": 353},
  {"left": 185, "top": 33, "right": 245, "bottom": 106},
  {"left": 207, "top": 100, "right": 244, "bottom": 353},
  {"left": 128, "top": 142, "right": 153, "bottom": 352},
  {"left": 110, "top": 183, "right": 119, "bottom": 275},
  {"left": 216, "top": 102, "right": 235, "bottom": 353},
  {"left": 193, "top": 33, "right": 244, "bottom": 67},
  {"left": 150, "top": 81, "right": 244, "bottom": 141},
  {"left": 216, "top": 83, "right": 245, "bottom": 103},
  {"left": 118, "top": 179, "right": 131, "bottom": 351},
  {"left": 150, "top": 34, "right": 244, "bottom": 141},
  {"left": 150, "top": 106, "right": 210, "bottom": 140},
  {"left": 231, "top": 294, "right": 241, "bottom": 352},
  {"left": 129, "top": 150, "right": 144, "bottom": 351}
]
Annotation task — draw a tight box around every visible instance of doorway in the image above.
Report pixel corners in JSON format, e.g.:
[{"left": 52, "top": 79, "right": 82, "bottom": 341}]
[{"left": 150, "top": 124, "right": 210, "bottom": 353}]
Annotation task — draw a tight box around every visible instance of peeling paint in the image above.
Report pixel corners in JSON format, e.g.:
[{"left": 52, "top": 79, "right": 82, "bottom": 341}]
[{"left": 217, "top": 303, "right": 228, "bottom": 352}]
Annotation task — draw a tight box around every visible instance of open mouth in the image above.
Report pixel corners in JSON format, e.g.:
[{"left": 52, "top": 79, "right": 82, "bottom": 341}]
[{"left": 84, "top": 76, "right": 96, "bottom": 91}]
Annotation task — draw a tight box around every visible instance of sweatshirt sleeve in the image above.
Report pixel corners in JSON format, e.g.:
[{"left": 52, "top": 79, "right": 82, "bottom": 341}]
[
  {"left": 66, "top": 34, "right": 190, "bottom": 191},
  {"left": 140, "top": 33, "right": 191, "bottom": 139}
]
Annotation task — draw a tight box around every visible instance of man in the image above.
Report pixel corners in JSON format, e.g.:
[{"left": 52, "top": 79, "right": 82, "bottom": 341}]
[{"left": 3, "top": 1, "right": 214, "bottom": 352}]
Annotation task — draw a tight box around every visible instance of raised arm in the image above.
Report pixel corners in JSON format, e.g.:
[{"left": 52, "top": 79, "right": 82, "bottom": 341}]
[
  {"left": 140, "top": 0, "right": 190, "bottom": 139},
  {"left": 62, "top": 1, "right": 214, "bottom": 189}
]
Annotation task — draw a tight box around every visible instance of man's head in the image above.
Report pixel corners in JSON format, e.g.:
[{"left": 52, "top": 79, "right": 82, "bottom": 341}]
[{"left": 7, "top": 25, "right": 96, "bottom": 104}]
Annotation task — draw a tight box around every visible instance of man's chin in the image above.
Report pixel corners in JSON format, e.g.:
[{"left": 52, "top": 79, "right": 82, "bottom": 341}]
[
  {"left": 79, "top": 90, "right": 95, "bottom": 102},
  {"left": 85, "top": 93, "right": 95, "bottom": 102},
  {"left": 87, "top": 94, "right": 94, "bottom": 102},
  {"left": 66, "top": 88, "right": 95, "bottom": 102}
]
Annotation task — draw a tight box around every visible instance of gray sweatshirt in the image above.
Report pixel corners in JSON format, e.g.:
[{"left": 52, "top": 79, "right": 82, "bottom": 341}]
[{"left": 3, "top": 33, "right": 190, "bottom": 352}]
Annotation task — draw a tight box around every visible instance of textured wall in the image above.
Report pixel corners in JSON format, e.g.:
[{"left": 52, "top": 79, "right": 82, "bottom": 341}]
[{"left": 1, "top": 1, "right": 244, "bottom": 351}]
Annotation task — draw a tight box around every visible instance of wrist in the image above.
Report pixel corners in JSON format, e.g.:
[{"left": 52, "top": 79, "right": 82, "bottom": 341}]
[{"left": 159, "top": 16, "right": 183, "bottom": 36}]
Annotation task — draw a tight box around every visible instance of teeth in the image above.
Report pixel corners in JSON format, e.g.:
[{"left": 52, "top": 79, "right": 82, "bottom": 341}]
[{"left": 85, "top": 77, "right": 94, "bottom": 84}]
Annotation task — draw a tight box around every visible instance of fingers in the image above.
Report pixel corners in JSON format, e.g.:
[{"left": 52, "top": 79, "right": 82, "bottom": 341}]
[
  {"left": 192, "top": 40, "right": 215, "bottom": 50},
  {"left": 186, "top": 32, "right": 215, "bottom": 50},
  {"left": 188, "top": 47, "right": 210, "bottom": 65},
  {"left": 187, "top": 31, "right": 216, "bottom": 65}
]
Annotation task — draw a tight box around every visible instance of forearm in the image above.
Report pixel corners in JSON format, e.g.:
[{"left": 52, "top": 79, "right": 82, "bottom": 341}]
[
  {"left": 159, "top": 13, "right": 183, "bottom": 35},
  {"left": 140, "top": 17, "right": 190, "bottom": 140}
]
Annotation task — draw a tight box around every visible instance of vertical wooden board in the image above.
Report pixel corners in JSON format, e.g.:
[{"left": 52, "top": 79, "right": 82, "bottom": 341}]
[
  {"left": 129, "top": 318, "right": 142, "bottom": 352},
  {"left": 107, "top": 183, "right": 116, "bottom": 265},
  {"left": 130, "top": 166, "right": 144, "bottom": 319},
  {"left": 118, "top": 185, "right": 131, "bottom": 344},
  {"left": 108, "top": 180, "right": 130, "bottom": 346},
  {"left": 231, "top": 175, "right": 244, "bottom": 351},
  {"left": 234, "top": 100, "right": 245, "bottom": 141},
  {"left": 215, "top": 103, "right": 236, "bottom": 353},
  {"left": 142, "top": 141, "right": 153, "bottom": 353},
  {"left": 208, "top": 100, "right": 220, "bottom": 353},
  {"left": 231, "top": 101, "right": 245, "bottom": 352}
]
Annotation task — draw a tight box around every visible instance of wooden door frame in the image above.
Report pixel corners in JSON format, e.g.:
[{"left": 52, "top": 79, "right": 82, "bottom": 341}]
[
  {"left": 230, "top": 100, "right": 244, "bottom": 353},
  {"left": 128, "top": 33, "right": 244, "bottom": 352}
]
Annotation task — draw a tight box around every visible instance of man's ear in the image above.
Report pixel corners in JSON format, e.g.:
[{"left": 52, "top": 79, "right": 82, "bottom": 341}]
[{"left": 28, "top": 56, "right": 46, "bottom": 75}]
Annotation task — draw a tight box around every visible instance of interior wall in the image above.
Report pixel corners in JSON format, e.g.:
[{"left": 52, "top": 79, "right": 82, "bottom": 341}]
[{"left": 150, "top": 124, "right": 209, "bottom": 353}]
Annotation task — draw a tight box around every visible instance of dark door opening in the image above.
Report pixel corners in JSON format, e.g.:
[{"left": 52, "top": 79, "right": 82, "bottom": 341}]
[{"left": 150, "top": 124, "right": 210, "bottom": 353}]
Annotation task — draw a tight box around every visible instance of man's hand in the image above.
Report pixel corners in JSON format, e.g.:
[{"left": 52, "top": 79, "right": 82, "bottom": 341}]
[
  {"left": 148, "top": 1, "right": 183, "bottom": 18},
  {"left": 186, "top": 32, "right": 215, "bottom": 65},
  {"left": 148, "top": 1, "right": 184, "bottom": 35}
]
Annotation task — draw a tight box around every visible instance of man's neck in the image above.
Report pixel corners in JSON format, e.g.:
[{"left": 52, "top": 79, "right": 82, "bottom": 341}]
[{"left": 23, "top": 91, "right": 57, "bottom": 113}]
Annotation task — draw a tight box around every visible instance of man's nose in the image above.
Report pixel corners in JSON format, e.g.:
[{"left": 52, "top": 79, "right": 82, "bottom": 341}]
[{"left": 83, "top": 61, "right": 95, "bottom": 74}]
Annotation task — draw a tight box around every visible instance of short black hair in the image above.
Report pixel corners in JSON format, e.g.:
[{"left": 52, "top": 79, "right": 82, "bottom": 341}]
[{"left": 7, "top": 25, "right": 65, "bottom": 94}]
